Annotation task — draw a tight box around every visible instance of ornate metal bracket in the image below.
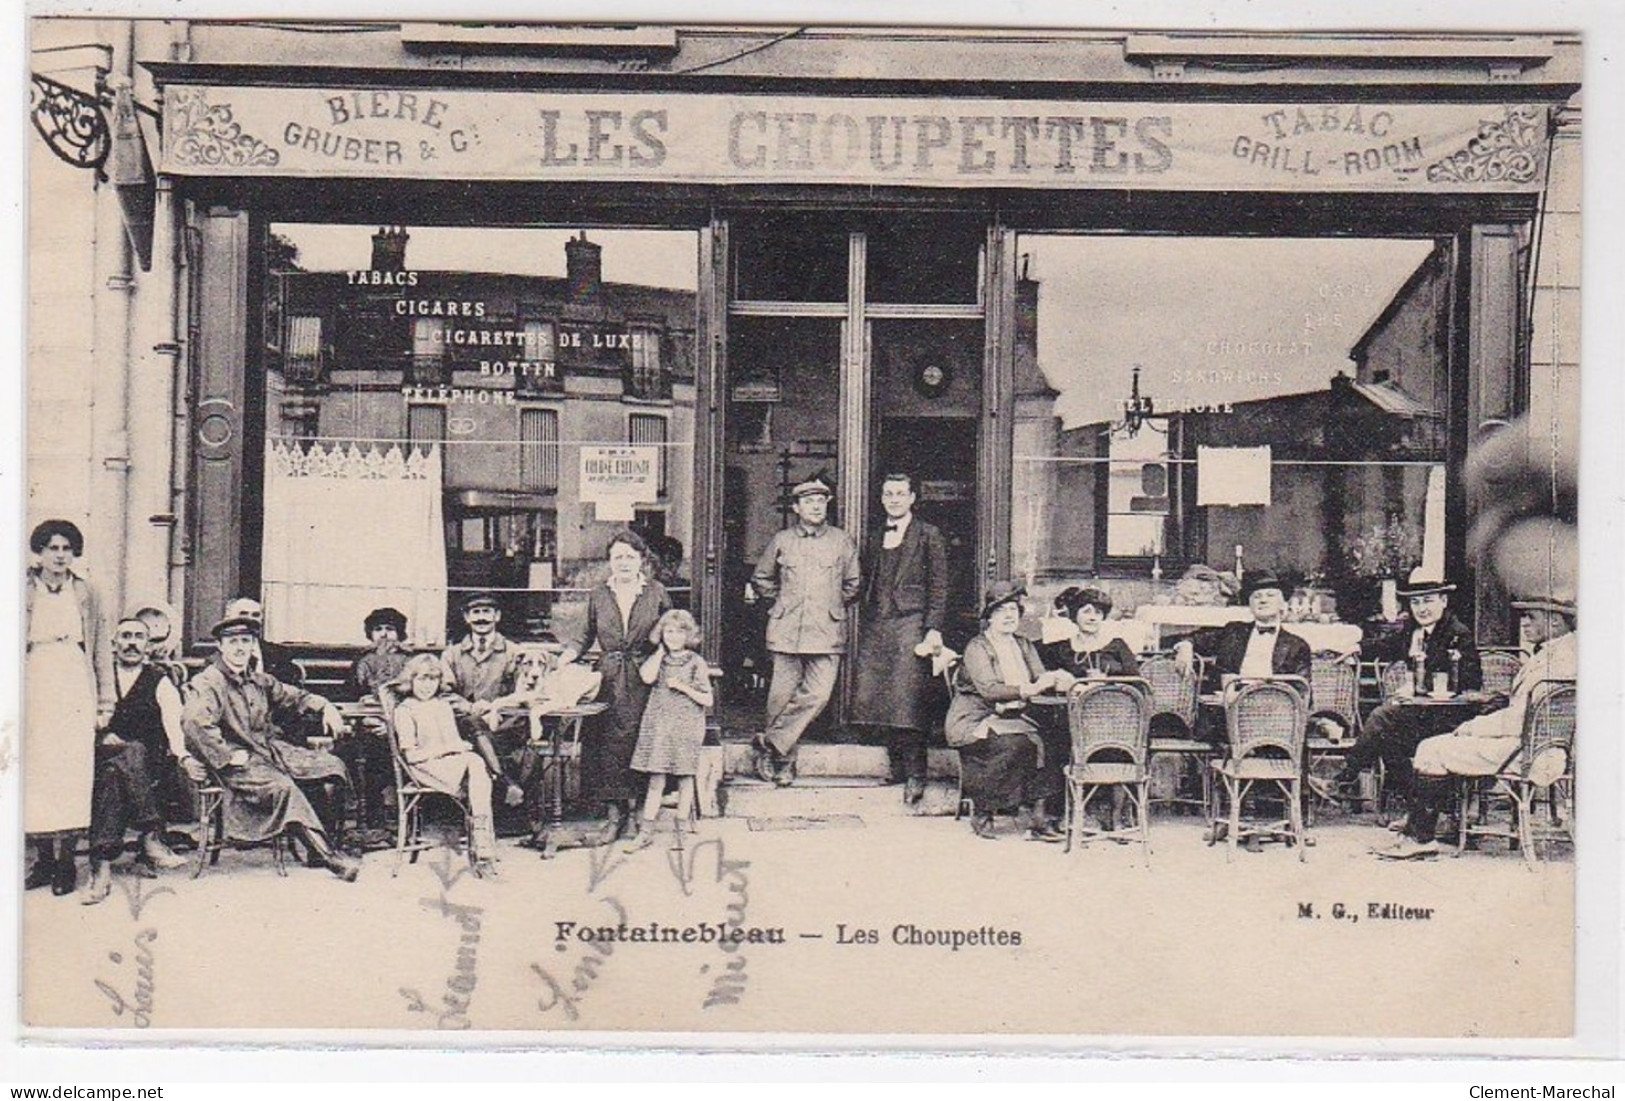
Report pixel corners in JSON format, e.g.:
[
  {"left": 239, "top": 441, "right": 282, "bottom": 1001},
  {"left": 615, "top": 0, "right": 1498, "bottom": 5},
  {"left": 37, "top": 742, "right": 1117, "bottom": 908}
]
[{"left": 30, "top": 72, "right": 111, "bottom": 176}]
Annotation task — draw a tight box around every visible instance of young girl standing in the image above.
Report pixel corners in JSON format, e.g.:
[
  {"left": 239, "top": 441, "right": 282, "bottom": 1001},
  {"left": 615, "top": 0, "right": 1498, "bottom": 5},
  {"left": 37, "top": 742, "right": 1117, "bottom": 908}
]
[{"left": 626, "top": 610, "right": 713, "bottom": 852}]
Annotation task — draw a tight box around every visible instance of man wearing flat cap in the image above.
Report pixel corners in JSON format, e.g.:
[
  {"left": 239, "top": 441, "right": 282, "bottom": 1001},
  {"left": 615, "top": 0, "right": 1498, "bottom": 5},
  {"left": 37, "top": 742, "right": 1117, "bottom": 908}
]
[
  {"left": 438, "top": 591, "right": 527, "bottom": 808},
  {"left": 1175, "top": 570, "right": 1312, "bottom": 682},
  {"left": 749, "top": 472, "right": 862, "bottom": 786},
  {"left": 180, "top": 615, "right": 361, "bottom": 880},
  {"left": 1377, "top": 590, "right": 1576, "bottom": 860},
  {"left": 1312, "top": 568, "right": 1481, "bottom": 809}
]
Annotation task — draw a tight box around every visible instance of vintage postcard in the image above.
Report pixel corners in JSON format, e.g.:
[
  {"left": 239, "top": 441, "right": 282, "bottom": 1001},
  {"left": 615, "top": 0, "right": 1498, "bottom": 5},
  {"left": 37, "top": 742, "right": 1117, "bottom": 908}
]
[{"left": 12, "top": 5, "right": 1609, "bottom": 1051}]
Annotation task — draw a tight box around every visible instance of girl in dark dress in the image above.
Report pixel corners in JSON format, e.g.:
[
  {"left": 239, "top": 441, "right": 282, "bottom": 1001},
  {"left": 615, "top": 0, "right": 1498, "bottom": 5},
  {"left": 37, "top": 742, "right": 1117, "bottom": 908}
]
[
  {"left": 1038, "top": 586, "right": 1142, "bottom": 832},
  {"left": 558, "top": 530, "right": 672, "bottom": 844},
  {"left": 1038, "top": 586, "right": 1140, "bottom": 680}
]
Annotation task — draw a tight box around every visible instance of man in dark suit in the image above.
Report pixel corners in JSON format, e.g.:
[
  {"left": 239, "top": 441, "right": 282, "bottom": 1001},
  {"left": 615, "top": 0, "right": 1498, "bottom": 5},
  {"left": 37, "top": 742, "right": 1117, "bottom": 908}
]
[
  {"left": 1312, "top": 569, "right": 1481, "bottom": 814},
  {"left": 1174, "top": 569, "right": 1312, "bottom": 694},
  {"left": 849, "top": 472, "right": 951, "bottom": 804}
]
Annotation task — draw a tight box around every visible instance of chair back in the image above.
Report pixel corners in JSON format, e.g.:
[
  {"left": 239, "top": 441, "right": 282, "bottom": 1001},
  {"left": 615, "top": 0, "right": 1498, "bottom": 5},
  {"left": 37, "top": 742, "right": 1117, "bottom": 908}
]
[
  {"left": 1067, "top": 679, "right": 1152, "bottom": 768},
  {"left": 1225, "top": 679, "right": 1309, "bottom": 764},
  {"left": 1308, "top": 654, "right": 1359, "bottom": 729},
  {"left": 1378, "top": 660, "right": 1414, "bottom": 701},
  {"left": 1139, "top": 654, "right": 1198, "bottom": 734},
  {"left": 373, "top": 684, "right": 415, "bottom": 790},
  {"left": 1480, "top": 650, "right": 1524, "bottom": 696},
  {"left": 1515, "top": 679, "right": 1577, "bottom": 781}
]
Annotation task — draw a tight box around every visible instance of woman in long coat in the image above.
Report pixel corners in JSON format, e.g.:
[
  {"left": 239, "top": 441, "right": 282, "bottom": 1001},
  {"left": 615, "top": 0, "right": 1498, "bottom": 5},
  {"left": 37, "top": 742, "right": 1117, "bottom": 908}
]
[
  {"left": 24, "top": 520, "right": 114, "bottom": 895},
  {"left": 944, "top": 581, "right": 1067, "bottom": 842},
  {"left": 559, "top": 530, "right": 672, "bottom": 843}
]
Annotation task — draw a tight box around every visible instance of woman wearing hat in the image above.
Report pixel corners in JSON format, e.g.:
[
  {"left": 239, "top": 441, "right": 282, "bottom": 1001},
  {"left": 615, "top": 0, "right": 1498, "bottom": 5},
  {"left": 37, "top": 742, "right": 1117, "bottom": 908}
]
[
  {"left": 24, "top": 519, "right": 115, "bottom": 895},
  {"left": 1038, "top": 586, "right": 1140, "bottom": 681},
  {"left": 944, "top": 581, "right": 1069, "bottom": 841}
]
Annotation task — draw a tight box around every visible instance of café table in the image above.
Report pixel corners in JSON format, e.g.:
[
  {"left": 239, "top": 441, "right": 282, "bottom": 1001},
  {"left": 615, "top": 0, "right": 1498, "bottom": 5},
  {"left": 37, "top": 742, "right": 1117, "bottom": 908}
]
[
  {"left": 511, "top": 701, "right": 610, "bottom": 858},
  {"left": 323, "top": 700, "right": 392, "bottom": 846}
]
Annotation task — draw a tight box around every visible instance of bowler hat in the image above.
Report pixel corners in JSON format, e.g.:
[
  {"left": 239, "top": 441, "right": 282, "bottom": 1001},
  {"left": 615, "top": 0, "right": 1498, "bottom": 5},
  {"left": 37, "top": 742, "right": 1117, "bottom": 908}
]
[
  {"left": 1397, "top": 567, "right": 1457, "bottom": 598},
  {"left": 980, "top": 580, "right": 1027, "bottom": 621},
  {"left": 1241, "top": 570, "right": 1286, "bottom": 600},
  {"left": 210, "top": 614, "right": 262, "bottom": 640}
]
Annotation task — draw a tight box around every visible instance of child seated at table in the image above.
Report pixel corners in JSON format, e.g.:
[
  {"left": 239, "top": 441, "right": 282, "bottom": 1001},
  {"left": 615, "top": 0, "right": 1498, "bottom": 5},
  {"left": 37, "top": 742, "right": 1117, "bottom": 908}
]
[{"left": 389, "top": 653, "right": 500, "bottom": 876}]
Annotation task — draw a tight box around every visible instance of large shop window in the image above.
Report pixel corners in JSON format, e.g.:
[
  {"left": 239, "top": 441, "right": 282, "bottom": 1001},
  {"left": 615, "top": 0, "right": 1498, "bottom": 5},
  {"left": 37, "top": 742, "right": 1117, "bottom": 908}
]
[
  {"left": 260, "top": 224, "right": 699, "bottom": 647},
  {"left": 1011, "top": 234, "right": 1449, "bottom": 626}
]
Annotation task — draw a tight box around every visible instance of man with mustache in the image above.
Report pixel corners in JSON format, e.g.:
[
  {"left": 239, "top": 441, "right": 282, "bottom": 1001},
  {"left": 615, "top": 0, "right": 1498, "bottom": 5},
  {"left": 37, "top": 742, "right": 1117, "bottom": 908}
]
[{"left": 81, "top": 616, "right": 203, "bottom": 903}]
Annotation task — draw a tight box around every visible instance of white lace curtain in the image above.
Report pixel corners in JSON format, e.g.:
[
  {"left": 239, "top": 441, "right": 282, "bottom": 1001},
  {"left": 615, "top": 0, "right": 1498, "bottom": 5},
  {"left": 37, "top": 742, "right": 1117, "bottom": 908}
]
[{"left": 261, "top": 441, "right": 448, "bottom": 647}]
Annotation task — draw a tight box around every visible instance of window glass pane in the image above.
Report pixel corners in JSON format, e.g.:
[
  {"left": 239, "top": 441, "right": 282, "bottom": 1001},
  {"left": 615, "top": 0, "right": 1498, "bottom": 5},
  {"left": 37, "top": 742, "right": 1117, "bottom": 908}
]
[
  {"left": 1012, "top": 233, "right": 1446, "bottom": 628},
  {"left": 732, "top": 213, "right": 849, "bottom": 302},
  {"left": 866, "top": 216, "right": 982, "bottom": 305},
  {"left": 264, "top": 223, "right": 698, "bottom": 645}
]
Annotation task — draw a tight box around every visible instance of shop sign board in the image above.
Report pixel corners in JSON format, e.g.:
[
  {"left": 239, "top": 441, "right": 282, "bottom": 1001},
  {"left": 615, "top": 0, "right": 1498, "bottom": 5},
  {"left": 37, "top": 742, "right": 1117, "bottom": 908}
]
[{"left": 162, "top": 85, "right": 1549, "bottom": 193}]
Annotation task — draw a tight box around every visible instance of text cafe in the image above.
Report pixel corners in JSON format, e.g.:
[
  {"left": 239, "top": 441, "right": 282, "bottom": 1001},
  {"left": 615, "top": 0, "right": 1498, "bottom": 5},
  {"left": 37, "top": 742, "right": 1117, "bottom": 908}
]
[{"left": 34, "top": 22, "right": 1578, "bottom": 736}]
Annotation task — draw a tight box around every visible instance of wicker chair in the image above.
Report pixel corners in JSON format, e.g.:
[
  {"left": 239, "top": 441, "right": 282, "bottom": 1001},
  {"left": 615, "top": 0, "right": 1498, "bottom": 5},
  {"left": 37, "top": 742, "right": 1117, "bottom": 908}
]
[
  {"left": 1208, "top": 678, "right": 1310, "bottom": 860},
  {"left": 1306, "top": 654, "right": 1374, "bottom": 817},
  {"left": 1457, "top": 679, "right": 1577, "bottom": 866},
  {"left": 192, "top": 762, "right": 290, "bottom": 879},
  {"left": 1063, "top": 679, "right": 1153, "bottom": 861},
  {"left": 1142, "top": 654, "right": 1213, "bottom": 814},
  {"left": 377, "top": 687, "right": 477, "bottom": 878},
  {"left": 1479, "top": 650, "right": 1524, "bottom": 697}
]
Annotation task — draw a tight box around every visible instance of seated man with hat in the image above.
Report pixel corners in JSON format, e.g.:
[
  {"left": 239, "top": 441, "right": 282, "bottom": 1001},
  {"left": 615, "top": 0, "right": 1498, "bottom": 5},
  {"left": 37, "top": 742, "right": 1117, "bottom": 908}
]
[
  {"left": 219, "top": 596, "right": 353, "bottom": 842},
  {"left": 1375, "top": 590, "right": 1576, "bottom": 860},
  {"left": 438, "top": 591, "right": 528, "bottom": 810},
  {"left": 1173, "top": 570, "right": 1312, "bottom": 736},
  {"left": 1310, "top": 568, "right": 1481, "bottom": 813},
  {"left": 350, "top": 606, "right": 412, "bottom": 699},
  {"left": 180, "top": 613, "right": 362, "bottom": 880},
  {"left": 748, "top": 471, "right": 862, "bottom": 786}
]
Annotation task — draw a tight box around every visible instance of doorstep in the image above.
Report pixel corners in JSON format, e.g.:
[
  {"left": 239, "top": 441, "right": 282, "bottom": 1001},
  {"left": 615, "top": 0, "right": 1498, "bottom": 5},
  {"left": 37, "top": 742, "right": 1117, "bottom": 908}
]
[{"left": 717, "top": 741, "right": 961, "bottom": 781}]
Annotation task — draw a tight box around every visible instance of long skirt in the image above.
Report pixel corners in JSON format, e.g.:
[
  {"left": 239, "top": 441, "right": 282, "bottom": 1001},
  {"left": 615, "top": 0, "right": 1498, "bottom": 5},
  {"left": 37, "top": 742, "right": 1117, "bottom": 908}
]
[
  {"left": 959, "top": 732, "right": 1042, "bottom": 815},
  {"left": 580, "top": 653, "right": 652, "bottom": 804},
  {"left": 24, "top": 639, "right": 98, "bottom": 834},
  {"left": 851, "top": 612, "right": 930, "bottom": 730}
]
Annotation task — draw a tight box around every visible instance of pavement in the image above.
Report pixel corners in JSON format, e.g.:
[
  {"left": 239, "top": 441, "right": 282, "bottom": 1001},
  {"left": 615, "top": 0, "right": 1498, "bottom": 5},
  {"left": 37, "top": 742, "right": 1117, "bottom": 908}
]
[{"left": 22, "top": 776, "right": 1574, "bottom": 1040}]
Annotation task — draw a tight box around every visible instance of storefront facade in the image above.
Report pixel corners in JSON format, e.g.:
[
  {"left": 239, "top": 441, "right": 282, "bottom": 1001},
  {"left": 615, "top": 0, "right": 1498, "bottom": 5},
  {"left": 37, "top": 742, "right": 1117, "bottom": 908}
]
[{"left": 29, "top": 22, "right": 1581, "bottom": 722}]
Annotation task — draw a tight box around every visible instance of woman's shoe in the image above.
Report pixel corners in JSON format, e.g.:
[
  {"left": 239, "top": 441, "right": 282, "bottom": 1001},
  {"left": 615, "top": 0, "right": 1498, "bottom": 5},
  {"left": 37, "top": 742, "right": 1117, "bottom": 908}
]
[
  {"left": 970, "top": 813, "right": 998, "bottom": 840},
  {"left": 51, "top": 858, "right": 79, "bottom": 896},
  {"left": 24, "top": 857, "right": 56, "bottom": 891},
  {"left": 622, "top": 828, "right": 655, "bottom": 854},
  {"left": 471, "top": 858, "right": 499, "bottom": 879}
]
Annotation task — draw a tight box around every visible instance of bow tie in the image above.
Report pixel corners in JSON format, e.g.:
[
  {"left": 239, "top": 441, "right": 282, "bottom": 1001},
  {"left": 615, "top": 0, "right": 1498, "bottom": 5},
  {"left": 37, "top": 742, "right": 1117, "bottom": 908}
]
[
  {"left": 1254, "top": 626, "right": 1278, "bottom": 636},
  {"left": 884, "top": 520, "right": 902, "bottom": 531}
]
